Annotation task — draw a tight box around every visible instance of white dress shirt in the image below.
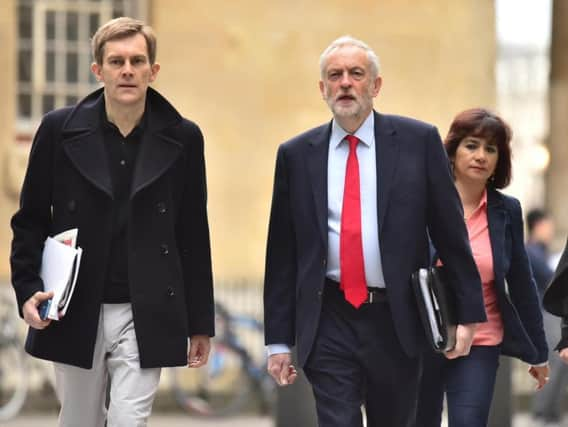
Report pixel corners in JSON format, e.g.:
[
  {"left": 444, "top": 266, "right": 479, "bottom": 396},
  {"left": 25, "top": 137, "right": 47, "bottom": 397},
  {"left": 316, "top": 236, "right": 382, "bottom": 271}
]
[{"left": 326, "top": 112, "right": 385, "bottom": 288}]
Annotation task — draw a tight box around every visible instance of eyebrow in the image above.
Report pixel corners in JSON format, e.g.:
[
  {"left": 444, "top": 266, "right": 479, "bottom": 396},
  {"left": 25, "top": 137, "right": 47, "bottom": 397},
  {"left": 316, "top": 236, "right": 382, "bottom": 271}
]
[{"left": 106, "top": 54, "right": 148, "bottom": 60}]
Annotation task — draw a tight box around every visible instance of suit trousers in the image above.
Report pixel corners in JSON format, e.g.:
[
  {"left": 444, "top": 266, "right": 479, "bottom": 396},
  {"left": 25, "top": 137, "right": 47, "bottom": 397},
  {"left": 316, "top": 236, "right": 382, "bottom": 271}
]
[
  {"left": 54, "top": 303, "right": 161, "bottom": 427},
  {"left": 303, "top": 282, "right": 422, "bottom": 427},
  {"left": 416, "top": 345, "right": 500, "bottom": 427}
]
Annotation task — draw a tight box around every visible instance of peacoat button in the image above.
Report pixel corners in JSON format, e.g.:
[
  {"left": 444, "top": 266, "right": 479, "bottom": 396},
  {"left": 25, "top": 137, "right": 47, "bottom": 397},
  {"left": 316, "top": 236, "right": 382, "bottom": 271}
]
[
  {"left": 157, "top": 202, "right": 167, "bottom": 214},
  {"left": 160, "top": 244, "right": 169, "bottom": 255},
  {"left": 67, "top": 200, "right": 77, "bottom": 213},
  {"left": 167, "top": 287, "right": 175, "bottom": 297}
]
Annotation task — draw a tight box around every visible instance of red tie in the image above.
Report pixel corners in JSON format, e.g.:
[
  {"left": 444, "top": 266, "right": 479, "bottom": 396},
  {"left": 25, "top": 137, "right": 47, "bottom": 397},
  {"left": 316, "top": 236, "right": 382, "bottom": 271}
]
[{"left": 340, "top": 135, "right": 367, "bottom": 308}]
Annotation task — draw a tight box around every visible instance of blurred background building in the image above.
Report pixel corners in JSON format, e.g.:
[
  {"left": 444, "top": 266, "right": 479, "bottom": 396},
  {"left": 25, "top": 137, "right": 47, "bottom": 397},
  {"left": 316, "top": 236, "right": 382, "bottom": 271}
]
[
  {"left": 0, "top": 0, "right": 566, "bottom": 421},
  {"left": 0, "top": 0, "right": 500, "bottom": 285}
]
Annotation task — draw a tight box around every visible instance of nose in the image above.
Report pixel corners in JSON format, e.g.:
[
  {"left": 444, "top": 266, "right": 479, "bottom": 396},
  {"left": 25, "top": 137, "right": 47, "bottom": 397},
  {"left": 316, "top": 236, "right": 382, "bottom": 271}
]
[
  {"left": 121, "top": 60, "right": 134, "bottom": 76},
  {"left": 339, "top": 71, "right": 352, "bottom": 87},
  {"left": 474, "top": 147, "right": 487, "bottom": 162}
]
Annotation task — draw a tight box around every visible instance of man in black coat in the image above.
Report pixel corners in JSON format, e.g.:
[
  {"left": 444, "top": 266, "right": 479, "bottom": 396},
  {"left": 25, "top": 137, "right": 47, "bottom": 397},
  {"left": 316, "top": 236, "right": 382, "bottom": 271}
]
[{"left": 10, "top": 17, "right": 214, "bottom": 426}]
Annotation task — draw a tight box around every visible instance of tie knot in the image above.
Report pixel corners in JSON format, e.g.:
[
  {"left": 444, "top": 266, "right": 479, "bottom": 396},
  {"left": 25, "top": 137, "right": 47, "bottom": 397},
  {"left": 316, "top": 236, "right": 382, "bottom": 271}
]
[{"left": 345, "top": 135, "right": 359, "bottom": 151}]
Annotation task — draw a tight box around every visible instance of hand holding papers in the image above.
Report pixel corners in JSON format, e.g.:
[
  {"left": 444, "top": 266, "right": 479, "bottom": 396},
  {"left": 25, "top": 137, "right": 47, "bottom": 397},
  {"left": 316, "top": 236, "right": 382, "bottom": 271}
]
[{"left": 38, "top": 229, "right": 83, "bottom": 320}]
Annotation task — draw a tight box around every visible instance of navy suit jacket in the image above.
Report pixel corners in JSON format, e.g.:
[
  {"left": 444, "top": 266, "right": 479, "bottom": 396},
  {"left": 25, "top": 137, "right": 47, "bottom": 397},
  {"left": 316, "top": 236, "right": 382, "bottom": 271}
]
[
  {"left": 264, "top": 111, "right": 486, "bottom": 367},
  {"left": 485, "top": 189, "right": 548, "bottom": 364}
]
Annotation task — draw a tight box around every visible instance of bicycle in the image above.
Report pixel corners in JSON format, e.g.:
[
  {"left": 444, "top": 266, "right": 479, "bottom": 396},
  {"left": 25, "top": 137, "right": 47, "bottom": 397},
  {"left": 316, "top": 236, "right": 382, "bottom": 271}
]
[
  {"left": 170, "top": 302, "right": 275, "bottom": 417},
  {"left": 0, "top": 289, "right": 28, "bottom": 421}
]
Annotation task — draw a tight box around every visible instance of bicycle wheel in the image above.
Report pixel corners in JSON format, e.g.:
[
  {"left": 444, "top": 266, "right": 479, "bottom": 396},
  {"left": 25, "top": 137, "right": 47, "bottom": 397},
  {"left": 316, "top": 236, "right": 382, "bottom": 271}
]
[
  {"left": 0, "top": 337, "right": 28, "bottom": 421},
  {"left": 171, "top": 338, "right": 254, "bottom": 416}
]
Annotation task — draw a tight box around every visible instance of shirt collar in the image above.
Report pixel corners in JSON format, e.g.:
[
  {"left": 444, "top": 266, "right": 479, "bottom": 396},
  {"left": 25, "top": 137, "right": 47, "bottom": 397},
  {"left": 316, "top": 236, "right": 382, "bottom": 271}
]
[
  {"left": 468, "top": 189, "right": 488, "bottom": 220},
  {"left": 330, "top": 111, "right": 374, "bottom": 149}
]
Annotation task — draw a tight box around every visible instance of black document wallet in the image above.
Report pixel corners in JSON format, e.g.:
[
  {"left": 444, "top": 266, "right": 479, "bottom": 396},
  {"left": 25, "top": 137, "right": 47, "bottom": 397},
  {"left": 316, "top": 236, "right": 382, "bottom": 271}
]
[{"left": 411, "top": 267, "right": 457, "bottom": 352}]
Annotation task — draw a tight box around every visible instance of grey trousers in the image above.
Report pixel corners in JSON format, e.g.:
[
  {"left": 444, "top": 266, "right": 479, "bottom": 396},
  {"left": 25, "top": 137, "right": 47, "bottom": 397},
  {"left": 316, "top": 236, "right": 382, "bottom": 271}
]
[
  {"left": 54, "top": 304, "right": 161, "bottom": 427},
  {"left": 532, "top": 310, "right": 568, "bottom": 422}
]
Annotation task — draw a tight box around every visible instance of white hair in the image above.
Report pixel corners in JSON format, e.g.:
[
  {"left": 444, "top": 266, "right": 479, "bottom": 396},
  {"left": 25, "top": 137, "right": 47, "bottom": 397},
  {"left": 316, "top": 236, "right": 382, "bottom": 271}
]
[{"left": 319, "top": 35, "right": 380, "bottom": 79}]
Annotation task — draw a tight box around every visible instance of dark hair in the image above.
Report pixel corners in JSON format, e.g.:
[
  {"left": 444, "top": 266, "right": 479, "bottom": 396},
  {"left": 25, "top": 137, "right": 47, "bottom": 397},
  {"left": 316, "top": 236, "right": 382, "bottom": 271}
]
[
  {"left": 444, "top": 108, "right": 512, "bottom": 189},
  {"left": 526, "top": 208, "right": 549, "bottom": 234}
]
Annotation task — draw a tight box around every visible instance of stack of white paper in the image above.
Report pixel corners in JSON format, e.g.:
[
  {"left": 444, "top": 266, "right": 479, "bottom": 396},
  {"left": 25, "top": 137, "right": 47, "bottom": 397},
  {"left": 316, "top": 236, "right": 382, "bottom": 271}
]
[{"left": 39, "top": 229, "right": 83, "bottom": 320}]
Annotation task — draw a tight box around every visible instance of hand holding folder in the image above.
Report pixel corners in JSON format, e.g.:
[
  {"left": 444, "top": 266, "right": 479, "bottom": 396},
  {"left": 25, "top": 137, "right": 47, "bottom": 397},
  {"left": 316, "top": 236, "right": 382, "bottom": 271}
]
[
  {"left": 38, "top": 229, "right": 83, "bottom": 320},
  {"left": 411, "top": 266, "right": 457, "bottom": 352}
]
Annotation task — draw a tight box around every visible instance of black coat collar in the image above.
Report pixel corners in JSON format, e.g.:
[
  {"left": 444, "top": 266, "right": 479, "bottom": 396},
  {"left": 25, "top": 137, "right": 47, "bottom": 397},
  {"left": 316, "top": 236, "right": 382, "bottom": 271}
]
[{"left": 60, "top": 87, "right": 184, "bottom": 199}]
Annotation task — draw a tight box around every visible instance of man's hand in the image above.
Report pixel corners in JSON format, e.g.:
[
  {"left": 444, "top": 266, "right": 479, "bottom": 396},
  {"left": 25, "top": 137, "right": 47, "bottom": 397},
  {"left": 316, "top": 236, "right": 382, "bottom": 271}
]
[
  {"left": 559, "top": 348, "right": 568, "bottom": 364},
  {"left": 444, "top": 323, "right": 477, "bottom": 359},
  {"left": 267, "top": 353, "right": 298, "bottom": 386},
  {"left": 187, "top": 335, "right": 211, "bottom": 368},
  {"left": 528, "top": 364, "right": 550, "bottom": 390},
  {"left": 22, "top": 291, "right": 54, "bottom": 330}
]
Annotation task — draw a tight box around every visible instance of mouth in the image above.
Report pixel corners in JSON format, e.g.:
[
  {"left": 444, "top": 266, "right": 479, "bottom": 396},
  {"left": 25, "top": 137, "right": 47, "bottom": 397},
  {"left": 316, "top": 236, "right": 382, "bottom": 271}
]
[
  {"left": 470, "top": 166, "right": 487, "bottom": 172},
  {"left": 118, "top": 84, "right": 137, "bottom": 89},
  {"left": 336, "top": 94, "right": 356, "bottom": 103}
]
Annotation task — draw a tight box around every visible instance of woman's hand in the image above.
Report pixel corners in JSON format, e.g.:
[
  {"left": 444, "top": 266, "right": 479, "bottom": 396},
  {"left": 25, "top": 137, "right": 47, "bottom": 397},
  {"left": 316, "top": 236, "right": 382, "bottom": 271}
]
[{"left": 528, "top": 364, "right": 550, "bottom": 390}]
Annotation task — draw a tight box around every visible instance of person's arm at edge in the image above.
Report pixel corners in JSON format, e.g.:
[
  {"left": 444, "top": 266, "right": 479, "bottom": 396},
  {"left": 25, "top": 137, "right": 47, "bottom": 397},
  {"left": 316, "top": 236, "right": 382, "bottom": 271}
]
[{"left": 264, "top": 144, "right": 298, "bottom": 385}]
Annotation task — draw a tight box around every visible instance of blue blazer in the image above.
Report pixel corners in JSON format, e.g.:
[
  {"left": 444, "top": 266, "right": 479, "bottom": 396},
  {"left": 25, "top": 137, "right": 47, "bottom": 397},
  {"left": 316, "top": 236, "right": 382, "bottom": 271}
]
[
  {"left": 264, "top": 111, "right": 487, "bottom": 367},
  {"left": 486, "top": 188, "right": 548, "bottom": 364}
]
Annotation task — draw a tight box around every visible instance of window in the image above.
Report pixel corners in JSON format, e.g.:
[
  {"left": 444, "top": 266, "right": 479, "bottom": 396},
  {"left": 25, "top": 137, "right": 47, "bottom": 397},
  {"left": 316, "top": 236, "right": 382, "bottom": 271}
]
[{"left": 17, "top": 0, "right": 146, "bottom": 132}]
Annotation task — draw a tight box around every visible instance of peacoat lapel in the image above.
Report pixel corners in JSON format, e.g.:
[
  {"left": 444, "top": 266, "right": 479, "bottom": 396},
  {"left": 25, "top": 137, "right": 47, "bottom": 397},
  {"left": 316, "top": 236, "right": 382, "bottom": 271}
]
[
  {"left": 374, "top": 111, "right": 399, "bottom": 233},
  {"left": 307, "top": 123, "right": 332, "bottom": 247},
  {"left": 61, "top": 89, "right": 113, "bottom": 198},
  {"left": 129, "top": 90, "right": 184, "bottom": 198}
]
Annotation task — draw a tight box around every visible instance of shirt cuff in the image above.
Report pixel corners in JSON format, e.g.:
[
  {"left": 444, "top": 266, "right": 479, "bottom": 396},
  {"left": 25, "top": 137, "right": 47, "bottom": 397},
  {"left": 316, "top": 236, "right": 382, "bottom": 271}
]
[
  {"left": 531, "top": 361, "right": 549, "bottom": 367},
  {"left": 266, "top": 344, "right": 291, "bottom": 356}
]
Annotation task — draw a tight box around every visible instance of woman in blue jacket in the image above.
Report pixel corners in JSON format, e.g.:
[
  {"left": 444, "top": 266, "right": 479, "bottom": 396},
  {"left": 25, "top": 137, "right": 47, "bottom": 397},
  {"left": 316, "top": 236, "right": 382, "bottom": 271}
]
[{"left": 416, "top": 108, "right": 549, "bottom": 427}]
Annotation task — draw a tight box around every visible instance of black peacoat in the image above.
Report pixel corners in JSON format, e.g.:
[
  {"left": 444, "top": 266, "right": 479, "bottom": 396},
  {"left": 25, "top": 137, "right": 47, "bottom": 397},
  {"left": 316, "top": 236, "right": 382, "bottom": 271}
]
[{"left": 10, "top": 87, "right": 214, "bottom": 369}]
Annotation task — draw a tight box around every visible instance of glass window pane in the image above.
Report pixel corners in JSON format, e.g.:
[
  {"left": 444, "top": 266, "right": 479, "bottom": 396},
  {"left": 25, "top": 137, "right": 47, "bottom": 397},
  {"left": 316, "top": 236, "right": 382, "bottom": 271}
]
[
  {"left": 46, "top": 51, "right": 55, "bottom": 82},
  {"left": 66, "top": 52, "right": 78, "bottom": 82},
  {"left": 89, "top": 13, "right": 100, "bottom": 37},
  {"left": 66, "top": 12, "right": 79, "bottom": 41},
  {"left": 42, "top": 95, "right": 55, "bottom": 114},
  {"left": 66, "top": 96, "right": 79, "bottom": 106},
  {"left": 18, "top": 94, "right": 32, "bottom": 118},
  {"left": 18, "top": 49, "right": 32, "bottom": 83},
  {"left": 18, "top": 4, "right": 32, "bottom": 39},
  {"left": 46, "top": 11, "right": 56, "bottom": 40}
]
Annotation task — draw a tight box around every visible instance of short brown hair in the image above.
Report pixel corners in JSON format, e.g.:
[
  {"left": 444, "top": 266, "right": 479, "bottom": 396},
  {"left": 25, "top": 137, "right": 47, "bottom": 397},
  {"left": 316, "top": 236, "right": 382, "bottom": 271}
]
[
  {"left": 91, "top": 17, "right": 157, "bottom": 65},
  {"left": 444, "top": 108, "right": 513, "bottom": 189}
]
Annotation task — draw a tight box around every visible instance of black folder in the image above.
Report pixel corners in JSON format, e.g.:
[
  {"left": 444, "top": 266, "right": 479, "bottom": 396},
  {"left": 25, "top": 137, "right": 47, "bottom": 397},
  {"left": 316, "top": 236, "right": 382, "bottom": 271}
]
[{"left": 411, "top": 266, "right": 457, "bottom": 352}]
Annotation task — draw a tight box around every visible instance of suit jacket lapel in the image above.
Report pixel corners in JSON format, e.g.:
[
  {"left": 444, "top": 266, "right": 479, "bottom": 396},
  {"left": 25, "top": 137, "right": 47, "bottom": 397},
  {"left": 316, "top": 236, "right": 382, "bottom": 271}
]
[
  {"left": 487, "top": 189, "right": 508, "bottom": 286},
  {"left": 307, "top": 123, "right": 331, "bottom": 246},
  {"left": 375, "top": 112, "right": 398, "bottom": 232}
]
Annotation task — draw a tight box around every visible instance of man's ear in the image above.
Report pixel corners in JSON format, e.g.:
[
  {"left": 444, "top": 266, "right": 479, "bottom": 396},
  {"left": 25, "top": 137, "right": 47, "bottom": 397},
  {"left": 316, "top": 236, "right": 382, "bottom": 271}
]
[
  {"left": 91, "top": 62, "right": 102, "bottom": 82},
  {"left": 319, "top": 80, "right": 325, "bottom": 99},
  {"left": 149, "top": 63, "right": 161, "bottom": 82},
  {"left": 372, "top": 76, "right": 382, "bottom": 97}
]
